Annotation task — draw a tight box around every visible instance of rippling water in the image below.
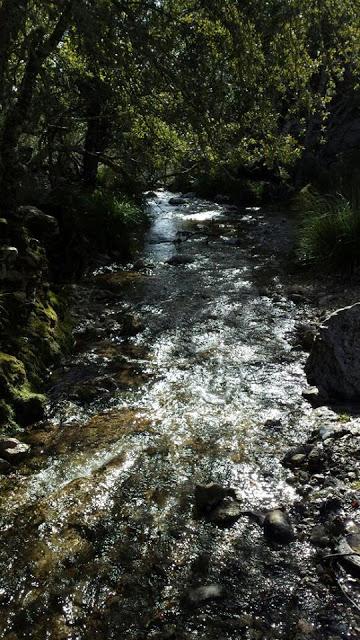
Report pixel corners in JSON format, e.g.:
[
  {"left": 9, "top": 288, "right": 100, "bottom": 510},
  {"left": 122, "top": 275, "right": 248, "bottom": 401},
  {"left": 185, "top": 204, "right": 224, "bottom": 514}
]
[{"left": 0, "top": 192, "right": 357, "bottom": 639}]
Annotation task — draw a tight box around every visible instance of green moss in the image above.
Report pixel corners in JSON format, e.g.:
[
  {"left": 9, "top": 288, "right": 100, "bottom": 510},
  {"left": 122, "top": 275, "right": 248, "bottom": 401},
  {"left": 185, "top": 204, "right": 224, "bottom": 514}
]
[
  {"left": 0, "top": 352, "right": 27, "bottom": 396},
  {"left": 0, "top": 287, "right": 73, "bottom": 430}
]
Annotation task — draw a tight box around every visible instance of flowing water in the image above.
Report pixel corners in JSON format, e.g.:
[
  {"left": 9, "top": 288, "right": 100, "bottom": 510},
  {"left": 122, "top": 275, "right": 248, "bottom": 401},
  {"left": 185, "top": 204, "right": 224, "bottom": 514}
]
[{"left": 0, "top": 192, "right": 358, "bottom": 639}]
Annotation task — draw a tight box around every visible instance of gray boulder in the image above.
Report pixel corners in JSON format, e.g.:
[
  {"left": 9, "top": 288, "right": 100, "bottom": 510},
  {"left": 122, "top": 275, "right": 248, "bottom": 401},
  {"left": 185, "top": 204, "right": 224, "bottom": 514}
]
[{"left": 305, "top": 303, "right": 360, "bottom": 401}]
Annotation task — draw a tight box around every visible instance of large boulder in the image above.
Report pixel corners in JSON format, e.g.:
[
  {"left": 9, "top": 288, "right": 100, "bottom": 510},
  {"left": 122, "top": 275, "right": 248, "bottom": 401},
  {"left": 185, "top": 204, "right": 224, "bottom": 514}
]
[
  {"left": 0, "top": 437, "right": 30, "bottom": 463},
  {"left": 16, "top": 206, "right": 59, "bottom": 239},
  {"left": 305, "top": 303, "right": 360, "bottom": 401}
]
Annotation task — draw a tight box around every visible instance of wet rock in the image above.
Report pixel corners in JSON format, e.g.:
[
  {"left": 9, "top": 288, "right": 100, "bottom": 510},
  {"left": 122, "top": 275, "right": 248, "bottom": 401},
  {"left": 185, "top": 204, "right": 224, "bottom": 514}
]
[
  {"left": 183, "top": 192, "right": 196, "bottom": 198},
  {"left": 194, "top": 482, "right": 236, "bottom": 513},
  {"left": 0, "top": 457, "right": 12, "bottom": 474},
  {"left": 306, "top": 302, "right": 360, "bottom": 401},
  {"left": 122, "top": 313, "right": 143, "bottom": 336},
  {"left": 307, "top": 445, "right": 326, "bottom": 473},
  {"left": 296, "top": 619, "right": 315, "bottom": 636},
  {"left": 319, "top": 496, "right": 342, "bottom": 518},
  {"left": 14, "top": 393, "right": 45, "bottom": 427},
  {"left": 287, "top": 286, "right": 310, "bottom": 303},
  {"left": 302, "top": 387, "right": 326, "bottom": 407},
  {"left": 169, "top": 197, "right": 186, "bottom": 205},
  {"left": 186, "top": 584, "right": 224, "bottom": 606},
  {"left": 208, "top": 498, "right": 242, "bottom": 527},
  {"left": 310, "top": 525, "right": 330, "bottom": 547},
  {"left": 294, "top": 322, "right": 317, "bottom": 351},
  {"left": 263, "top": 509, "right": 295, "bottom": 543},
  {"left": 282, "top": 445, "right": 312, "bottom": 468},
  {"left": 264, "top": 417, "right": 282, "bottom": 429},
  {"left": 337, "top": 530, "right": 360, "bottom": 574},
  {"left": 0, "top": 436, "right": 30, "bottom": 462},
  {"left": 166, "top": 255, "right": 194, "bottom": 266}
]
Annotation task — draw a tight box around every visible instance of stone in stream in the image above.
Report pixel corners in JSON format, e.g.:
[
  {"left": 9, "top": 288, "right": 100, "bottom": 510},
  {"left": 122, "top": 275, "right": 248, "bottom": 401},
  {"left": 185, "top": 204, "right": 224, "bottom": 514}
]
[
  {"left": 208, "top": 498, "right": 243, "bottom": 527},
  {"left": 0, "top": 457, "right": 12, "bottom": 474},
  {"left": 310, "top": 524, "right": 330, "bottom": 548},
  {"left": 305, "top": 302, "right": 360, "bottom": 401},
  {"left": 282, "top": 445, "right": 313, "bottom": 468},
  {"left": 0, "top": 437, "right": 30, "bottom": 463},
  {"left": 194, "top": 483, "right": 236, "bottom": 514},
  {"left": 168, "top": 197, "right": 186, "bottom": 205},
  {"left": 166, "top": 255, "right": 195, "bottom": 266},
  {"left": 186, "top": 584, "right": 224, "bottom": 607},
  {"left": 262, "top": 509, "right": 295, "bottom": 544}
]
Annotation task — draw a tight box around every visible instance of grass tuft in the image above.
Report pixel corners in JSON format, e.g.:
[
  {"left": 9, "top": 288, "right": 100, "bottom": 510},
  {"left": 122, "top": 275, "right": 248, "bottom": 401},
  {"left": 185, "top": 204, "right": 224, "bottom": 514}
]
[{"left": 297, "top": 187, "right": 360, "bottom": 271}]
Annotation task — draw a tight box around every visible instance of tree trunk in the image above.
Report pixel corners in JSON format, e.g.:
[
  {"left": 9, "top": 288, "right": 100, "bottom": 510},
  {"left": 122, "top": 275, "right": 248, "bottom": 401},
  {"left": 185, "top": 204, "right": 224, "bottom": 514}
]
[
  {"left": 0, "top": 0, "right": 29, "bottom": 107},
  {"left": 82, "top": 96, "right": 110, "bottom": 190},
  {"left": 0, "top": 1, "right": 74, "bottom": 213}
]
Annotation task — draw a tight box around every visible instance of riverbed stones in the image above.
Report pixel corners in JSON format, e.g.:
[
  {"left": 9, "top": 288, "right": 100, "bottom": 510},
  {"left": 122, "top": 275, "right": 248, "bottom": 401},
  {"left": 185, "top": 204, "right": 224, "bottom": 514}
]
[
  {"left": 263, "top": 509, "right": 295, "bottom": 543},
  {"left": 0, "top": 436, "right": 30, "bottom": 462},
  {"left": 305, "top": 302, "right": 360, "bottom": 401}
]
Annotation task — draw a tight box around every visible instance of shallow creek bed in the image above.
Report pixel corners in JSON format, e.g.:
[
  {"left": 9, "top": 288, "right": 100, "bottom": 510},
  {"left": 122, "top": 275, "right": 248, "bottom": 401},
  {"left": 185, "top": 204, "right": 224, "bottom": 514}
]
[{"left": 0, "top": 191, "right": 359, "bottom": 639}]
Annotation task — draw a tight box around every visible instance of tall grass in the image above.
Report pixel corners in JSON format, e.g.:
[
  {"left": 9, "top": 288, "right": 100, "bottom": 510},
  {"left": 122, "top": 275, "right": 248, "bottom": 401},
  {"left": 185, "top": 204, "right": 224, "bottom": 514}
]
[{"left": 297, "top": 187, "right": 360, "bottom": 271}]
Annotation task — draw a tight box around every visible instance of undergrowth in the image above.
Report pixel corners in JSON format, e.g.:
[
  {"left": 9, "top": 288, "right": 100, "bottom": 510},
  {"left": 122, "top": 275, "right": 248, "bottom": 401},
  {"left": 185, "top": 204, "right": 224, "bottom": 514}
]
[{"left": 297, "top": 186, "right": 360, "bottom": 272}]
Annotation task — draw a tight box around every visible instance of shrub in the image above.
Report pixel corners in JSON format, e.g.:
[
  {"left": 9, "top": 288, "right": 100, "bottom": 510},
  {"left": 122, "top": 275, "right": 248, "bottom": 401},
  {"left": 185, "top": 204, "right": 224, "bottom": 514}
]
[{"left": 297, "top": 187, "right": 360, "bottom": 271}]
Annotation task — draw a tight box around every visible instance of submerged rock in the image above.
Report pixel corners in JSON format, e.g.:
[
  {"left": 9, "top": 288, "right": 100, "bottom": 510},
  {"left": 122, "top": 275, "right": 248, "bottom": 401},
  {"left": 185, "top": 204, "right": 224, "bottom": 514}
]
[
  {"left": 208, "top": 498, "right": 242, "bottom": 527},
  {"left": 263, "top": 509, "right": 295, "bottom": 543},
  {"left": 305, "top": 303, "right": 360, "bottom": 401},
  {"left": 194, "top": 482, "right": 236, "bottom": 513},
  {"left": 186, "top": 584, "right": 224, "bottom": 606},
  {"left": 169, "top": 197, "right": 186, "bottom": 205},
  {"left": 0, "top": 437, "right": 30, "bottom": 462},
  {"left": 166, "top": 255, "right": 194, "bottom": 266}
]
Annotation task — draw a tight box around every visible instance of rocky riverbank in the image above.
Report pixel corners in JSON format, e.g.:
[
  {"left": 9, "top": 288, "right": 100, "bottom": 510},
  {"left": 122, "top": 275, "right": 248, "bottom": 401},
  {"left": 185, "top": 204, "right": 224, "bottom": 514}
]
[{"left": 0, "top": 207, "right": 73, "bottom": 449}]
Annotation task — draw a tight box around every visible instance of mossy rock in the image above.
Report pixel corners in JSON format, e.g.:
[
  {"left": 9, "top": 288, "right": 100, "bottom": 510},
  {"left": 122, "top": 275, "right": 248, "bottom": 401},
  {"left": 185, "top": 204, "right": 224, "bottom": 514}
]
[
  {"left": 0, "top": 352, "right": 27, "bottom": 398},
  {"left": 13, "top": 390, "right": 46, "bottom": 427}
]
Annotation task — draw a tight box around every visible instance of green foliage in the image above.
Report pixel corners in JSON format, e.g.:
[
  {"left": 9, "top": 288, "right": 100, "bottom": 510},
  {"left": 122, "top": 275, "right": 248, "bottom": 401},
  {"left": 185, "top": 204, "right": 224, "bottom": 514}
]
[
  {"left": 297, "top": 188, "right": 360, "bottom": 270},
  {"left": 47, "top": 185, "right": 146, "bottom": 254},
  {"left": 0, "top": 0, "right": 360, "bottom": 207}
]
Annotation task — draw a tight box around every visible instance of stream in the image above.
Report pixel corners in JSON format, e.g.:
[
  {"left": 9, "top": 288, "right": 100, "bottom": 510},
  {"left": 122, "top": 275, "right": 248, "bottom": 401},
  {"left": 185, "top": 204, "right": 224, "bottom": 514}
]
[{"left": 0, "top": 191, "right": 358, "bottom": 639}]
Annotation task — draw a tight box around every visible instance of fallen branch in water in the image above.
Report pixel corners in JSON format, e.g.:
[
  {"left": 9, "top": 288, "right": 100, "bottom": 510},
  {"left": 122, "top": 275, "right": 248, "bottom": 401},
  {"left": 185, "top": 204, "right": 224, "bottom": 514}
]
[{"left": 323, "top": 552, "right": 360, "bottom": 560}]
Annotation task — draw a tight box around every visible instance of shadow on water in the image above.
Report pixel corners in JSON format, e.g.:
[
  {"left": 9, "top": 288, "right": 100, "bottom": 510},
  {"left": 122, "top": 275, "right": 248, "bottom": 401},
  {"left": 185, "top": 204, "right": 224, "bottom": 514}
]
[{"left": 0, "top": 191, "right": 359, "bottom": 639}]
